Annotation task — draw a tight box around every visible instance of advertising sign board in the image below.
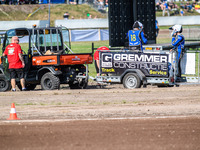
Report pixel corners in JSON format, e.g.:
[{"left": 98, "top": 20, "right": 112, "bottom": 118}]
[{"left": 100, "top": 52, "right": 169, "bottom": 77}]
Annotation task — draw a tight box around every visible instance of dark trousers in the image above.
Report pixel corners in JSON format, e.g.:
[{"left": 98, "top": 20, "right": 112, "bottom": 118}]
[{"left": 177, "top": 53, "right": 184, "bottom": 78}]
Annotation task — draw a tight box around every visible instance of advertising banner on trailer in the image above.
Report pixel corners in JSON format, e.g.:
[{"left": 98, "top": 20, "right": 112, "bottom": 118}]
[{"left": 100, "top": 52, "right": 169, "bottom": 77}]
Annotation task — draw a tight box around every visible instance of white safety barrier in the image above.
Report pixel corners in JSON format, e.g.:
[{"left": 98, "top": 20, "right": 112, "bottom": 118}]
[{"left": 0, "top": 20, "right": 49, "bottom": 31}]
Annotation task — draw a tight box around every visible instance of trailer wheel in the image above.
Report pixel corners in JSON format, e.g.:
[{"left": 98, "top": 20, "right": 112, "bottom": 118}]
[
  {"left": 0, "top": 75, "right": 11, "bottom": 92},
  {"left": 123, "top": 73, "right": 141, "bottom": 89},
  {"left": 41, "top": 72, "right": 60, "bottom": 90}
]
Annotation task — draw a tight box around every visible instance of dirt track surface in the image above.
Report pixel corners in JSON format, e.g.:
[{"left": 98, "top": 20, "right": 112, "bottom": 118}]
[
  {"left": 1, "top": 84, "right": 200, "bottom": 120},
  {"left": 1, "top": 117, "right": 200, "bottom": 150},
  {"left": 1, "top": 84, "right": 200, "bottom": 149}
]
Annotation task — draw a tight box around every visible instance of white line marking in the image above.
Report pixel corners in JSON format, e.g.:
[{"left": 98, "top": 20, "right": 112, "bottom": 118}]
[{"left": 0, "top": 115, "right": 199, "bottom": 124}]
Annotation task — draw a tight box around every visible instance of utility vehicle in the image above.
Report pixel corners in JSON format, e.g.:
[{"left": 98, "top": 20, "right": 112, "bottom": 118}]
[{"left": 0, "top": 26, "right": 93, "bottom": 92}]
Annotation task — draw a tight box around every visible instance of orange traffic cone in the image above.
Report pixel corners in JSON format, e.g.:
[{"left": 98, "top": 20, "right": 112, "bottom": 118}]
[{"left": 7, "top": 103, "right": 20, "bottom": 120}]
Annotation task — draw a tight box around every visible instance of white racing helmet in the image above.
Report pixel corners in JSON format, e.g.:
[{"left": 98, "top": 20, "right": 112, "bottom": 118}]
[
  {"left": 169, "top": 25, "right": 182, "bottom": 36},
  {"left": 138, "top": 21, "right": 143, "bottom": 29}
]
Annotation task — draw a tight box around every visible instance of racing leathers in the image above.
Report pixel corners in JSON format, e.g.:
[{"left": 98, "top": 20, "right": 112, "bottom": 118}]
[
  {"left": 128, "top": 29, "right": 147, "bottom": 52},
  {"left": 171, "top": 34, "right": 185, "bottom": 78}
]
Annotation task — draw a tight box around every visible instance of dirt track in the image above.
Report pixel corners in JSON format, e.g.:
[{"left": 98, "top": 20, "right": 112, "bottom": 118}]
[
  {"left": 1, "top": 117, "right": 200, "bottom": 150},
  {"left": 1, "top": 84, "right": 200, "bottom": 120},
  {"left": 0, "top": 84, "right": 200, "bottom": 149}
]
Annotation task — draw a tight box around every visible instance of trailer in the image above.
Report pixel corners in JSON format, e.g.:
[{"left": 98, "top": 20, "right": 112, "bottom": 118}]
[{"left": 93, "top": 43, "right": 200, "bottom": 89}]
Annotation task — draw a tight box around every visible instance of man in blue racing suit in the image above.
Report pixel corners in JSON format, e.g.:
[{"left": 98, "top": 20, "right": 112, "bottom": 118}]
[
  {"left": 128, "top": 21, "right": 147, "bottom": 52},
  {"left": 169, "top": 24, "right": 185, "bottom": 80}
]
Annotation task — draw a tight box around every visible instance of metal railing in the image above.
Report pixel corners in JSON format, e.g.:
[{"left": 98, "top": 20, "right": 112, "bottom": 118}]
[{"left": 170, "top": 49, "right": 200, "bottom": 84}]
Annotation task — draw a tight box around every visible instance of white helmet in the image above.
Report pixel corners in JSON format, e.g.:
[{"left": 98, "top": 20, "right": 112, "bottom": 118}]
[
  {"left": 169, "top": 25, "right": 183, "bottom": 36},
  {"left": 138, "top": 21, "right": 143, "bottom": 29}
]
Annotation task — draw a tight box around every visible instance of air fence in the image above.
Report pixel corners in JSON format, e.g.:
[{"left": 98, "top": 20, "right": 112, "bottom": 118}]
[{"left": 55, "top": 19, "right": 109, "bottom": 42}]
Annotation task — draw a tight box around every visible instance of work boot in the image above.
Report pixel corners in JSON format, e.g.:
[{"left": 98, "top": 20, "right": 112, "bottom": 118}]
[
  {"left": 11, "top": 89, "right": 16, "bottom": 92},
  {"left": 22, "top": 88, "right": 27, "bottom": 91}
]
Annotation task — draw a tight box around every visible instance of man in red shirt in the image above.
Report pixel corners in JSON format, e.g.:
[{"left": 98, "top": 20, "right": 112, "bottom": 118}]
[
  {"left": 94, "top": 46, "right": 109, "bottom": 76},
  {"left": 3, "top": 36, "right": 26, "bottom": 91}
]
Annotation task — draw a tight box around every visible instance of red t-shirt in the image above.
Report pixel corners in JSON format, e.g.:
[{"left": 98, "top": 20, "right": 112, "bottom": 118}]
[
  {"left": 3, "top": 43, "right": 23, "bottom": 69},
  {"left": 94, "top": 46, "right": 109, "bottom": 60},
  {"left": 94, "top": 50, "right": 100, "bottom": 60}
]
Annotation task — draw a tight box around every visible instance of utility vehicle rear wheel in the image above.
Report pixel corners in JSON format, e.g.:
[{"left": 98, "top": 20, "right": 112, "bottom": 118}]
[
  {"left": 41, "top": 72, "right": 60, "bottom": 90},
  {"left": 123, "top": 73, "right": 141, "bottom": 89},
  {"left": 0, "top": 75, "right": 11, "bottom": 92}
]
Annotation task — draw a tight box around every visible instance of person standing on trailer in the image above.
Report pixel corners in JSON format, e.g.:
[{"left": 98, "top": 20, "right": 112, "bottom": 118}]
[
  {"left": 128, "top": 21, "right": 147, "bottom": 52},
  {"left": 3, "top": 36, "right": 26, "bottom": 91},
  {"left": 94, "top": 46, "right": 109, "bottom": 76},
  {"left": 169, "top": 25, "right": 185, "bottom": 81}
]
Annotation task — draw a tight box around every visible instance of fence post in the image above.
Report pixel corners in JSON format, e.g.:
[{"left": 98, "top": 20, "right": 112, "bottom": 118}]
[
  {"left": 99, "top": 28, "right": 101, "bottom": 41},
  {"left": 69, "top": 29, "right": 72, "bottom": 42}
]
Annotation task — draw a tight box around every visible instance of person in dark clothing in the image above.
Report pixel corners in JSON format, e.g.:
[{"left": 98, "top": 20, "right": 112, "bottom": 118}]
[{"left": 63, "top": 12, "right": 69, "bottom": 19}]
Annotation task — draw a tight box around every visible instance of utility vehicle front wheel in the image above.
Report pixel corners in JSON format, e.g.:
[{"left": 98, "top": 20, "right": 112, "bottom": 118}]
[
  {"left": 0, "top": 75, "right": 11, "bottom": 92},
  {"left": 41, "top": 72, "right": 60, "bottom": 90},
  {"left": 123, "top": 73, "right": 141, "bottom": 89}
]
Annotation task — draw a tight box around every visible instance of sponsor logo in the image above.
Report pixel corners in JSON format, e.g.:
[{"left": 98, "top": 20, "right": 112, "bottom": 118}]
[
  {"left": 113, "top": 53, "right": 167, "bottom": 63},
  {"left": 101, "top": 52, "right": 168, "bottom": 77},
  {"left": 36, "top": 60, "right": 41, "bottom": 64},
  {"left": 102, "top": 53, "right": 112, "bottom": 67},
  {"left": 149, "top": 70, "right": 167, "bottom": 75},
  {"left": 43, "top": 59, "right": 56, "bottom": 63},
  {"left": 101, "top": 68, "right": 115, "bottom": 73},
  {"left": 72, "top": 56, "right": 80, "bottom": 61},
  {"left": 8, "top": 48, "right": 15, "bottom": 55}
]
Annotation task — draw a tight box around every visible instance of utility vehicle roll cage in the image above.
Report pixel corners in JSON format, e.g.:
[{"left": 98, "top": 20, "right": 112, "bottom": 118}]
[{"left": 2, "top": 26, "right": 72, "bottom": 56}]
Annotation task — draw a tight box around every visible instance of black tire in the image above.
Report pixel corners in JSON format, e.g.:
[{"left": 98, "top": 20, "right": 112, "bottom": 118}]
[
  {"left": 69, "top": 79, "right": 88, "bottom": 89},
  {"left": 123, "top": 73, "right": 141, "bottom": 89},
  {"left": 0, "top": 75, "right": 11, "bottom": 92},
  {"left": 41, "top": 72, "right": 60, "bottom": 90}
]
